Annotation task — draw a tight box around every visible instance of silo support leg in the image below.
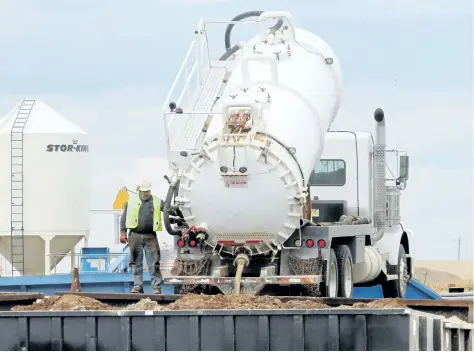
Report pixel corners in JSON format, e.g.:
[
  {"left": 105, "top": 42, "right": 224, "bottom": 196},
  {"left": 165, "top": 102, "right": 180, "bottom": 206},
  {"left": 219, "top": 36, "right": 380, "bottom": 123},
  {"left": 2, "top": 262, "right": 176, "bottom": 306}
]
[
  {"left": 71, "top": 246, "right": 76, "bottom": 269},
  {"left": 41, "top": 236, "right": 53, "bottom": 275}
]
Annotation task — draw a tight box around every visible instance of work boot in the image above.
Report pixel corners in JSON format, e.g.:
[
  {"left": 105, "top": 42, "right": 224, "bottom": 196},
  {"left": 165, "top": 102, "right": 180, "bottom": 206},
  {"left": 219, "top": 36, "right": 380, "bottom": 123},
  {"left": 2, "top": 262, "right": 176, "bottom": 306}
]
[
  {"left": 131, "top": 285, "right": 144, "bottom": 293},
  {"left": 153, "top": 285, "right": 162, "bottom": 295}
]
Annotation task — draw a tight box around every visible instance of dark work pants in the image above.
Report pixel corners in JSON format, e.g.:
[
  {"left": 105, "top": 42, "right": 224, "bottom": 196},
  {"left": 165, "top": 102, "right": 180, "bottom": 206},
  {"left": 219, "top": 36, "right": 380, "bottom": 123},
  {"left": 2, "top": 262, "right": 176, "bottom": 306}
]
[{"left": 128, "top": 232, "right": 162, "bottom": 288}]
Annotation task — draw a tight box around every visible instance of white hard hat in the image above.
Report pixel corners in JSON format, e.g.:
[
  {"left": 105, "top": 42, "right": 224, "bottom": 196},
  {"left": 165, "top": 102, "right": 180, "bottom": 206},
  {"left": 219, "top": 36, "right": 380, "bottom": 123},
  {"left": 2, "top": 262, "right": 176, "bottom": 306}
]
[{"left": 138, "top": 180, "right": 152, "bottom": 192}]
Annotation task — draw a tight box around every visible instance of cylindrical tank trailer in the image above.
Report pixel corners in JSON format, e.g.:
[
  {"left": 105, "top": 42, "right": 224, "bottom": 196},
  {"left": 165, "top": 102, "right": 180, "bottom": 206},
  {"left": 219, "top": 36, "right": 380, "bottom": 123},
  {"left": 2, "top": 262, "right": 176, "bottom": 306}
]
[{"left": 169, "top": 11, "right": 342, "bottom": 255}]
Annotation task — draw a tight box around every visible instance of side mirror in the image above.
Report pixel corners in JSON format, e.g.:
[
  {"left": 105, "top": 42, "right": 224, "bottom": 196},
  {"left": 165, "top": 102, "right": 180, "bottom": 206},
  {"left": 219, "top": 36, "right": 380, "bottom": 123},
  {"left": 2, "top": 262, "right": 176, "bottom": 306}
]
[{"left": 399, "top": 155, "right": 409, "bottom": 180}]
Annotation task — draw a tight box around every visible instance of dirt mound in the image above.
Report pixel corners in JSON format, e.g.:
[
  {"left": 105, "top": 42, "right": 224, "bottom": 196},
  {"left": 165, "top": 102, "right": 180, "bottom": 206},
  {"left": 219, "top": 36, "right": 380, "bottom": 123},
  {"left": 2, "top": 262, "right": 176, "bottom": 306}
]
[
  {"left": 166, "top": 294, "right": 330, "bottom": 310},
  {"left": 12, "top": 296, "right": 164, "bottom": 312},
  {"left": 124, "top": 298, "right": 163, "bottom": 311},
  {"left": 12, "top": 295, "right": 111, "bottom": 311},
  {"left": 10, "top": 295, "right": 409, "bottom": 312},
  {"left": 351, "top": 298, "right": 408, "bottom": 309},
  {"left": 446, "top": 315, "right": 466, "bottom": 323}
]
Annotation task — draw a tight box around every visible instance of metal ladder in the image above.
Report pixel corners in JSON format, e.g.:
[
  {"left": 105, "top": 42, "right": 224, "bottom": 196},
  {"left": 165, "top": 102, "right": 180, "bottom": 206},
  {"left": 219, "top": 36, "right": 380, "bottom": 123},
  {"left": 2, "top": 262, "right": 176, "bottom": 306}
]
[
  {"left": 170, "top": 67, "right": 227, "bottom": 152},
  {"left": 10, "top": 99, "right": 35, "bottom": 276}
]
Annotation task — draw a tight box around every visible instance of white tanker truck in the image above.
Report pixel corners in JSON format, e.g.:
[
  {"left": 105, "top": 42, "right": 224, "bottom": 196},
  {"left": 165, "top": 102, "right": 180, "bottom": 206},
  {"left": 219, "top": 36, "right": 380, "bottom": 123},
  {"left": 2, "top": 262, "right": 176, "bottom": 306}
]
[{"left": 161, "top": 11, "right": 414, "bottom": 298}]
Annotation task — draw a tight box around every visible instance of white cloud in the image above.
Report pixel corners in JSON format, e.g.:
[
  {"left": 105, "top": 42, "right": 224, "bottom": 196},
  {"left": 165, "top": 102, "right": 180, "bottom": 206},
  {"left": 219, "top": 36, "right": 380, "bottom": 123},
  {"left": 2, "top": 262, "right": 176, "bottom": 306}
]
[
  {"left": 333, "top": 85, "right": 472, "bottom": 157},
  {"left": 171, "top": 0, "right": 231, "bottom": 3},
  {"left": 0, "top": 2, "right": 44, "bottom": 37},
  {"left": 401, "top": 164, "right": 472, "bottom": 260},
  {"left": 310, "top": 0, "right": 471, "bottom": 20}
]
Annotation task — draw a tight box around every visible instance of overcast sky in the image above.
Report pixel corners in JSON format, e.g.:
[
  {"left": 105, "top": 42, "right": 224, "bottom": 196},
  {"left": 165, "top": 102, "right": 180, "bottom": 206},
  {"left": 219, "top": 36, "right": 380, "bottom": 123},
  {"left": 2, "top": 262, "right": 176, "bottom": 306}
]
[{"left": 0, "top": 0, "right": 472, "bottom": 260}]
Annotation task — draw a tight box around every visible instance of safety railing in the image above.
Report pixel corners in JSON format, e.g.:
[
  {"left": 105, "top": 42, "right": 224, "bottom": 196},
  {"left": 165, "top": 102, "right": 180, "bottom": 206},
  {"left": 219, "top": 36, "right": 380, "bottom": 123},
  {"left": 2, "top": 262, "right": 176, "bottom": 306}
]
[
  {"left": 48, "top": 252, "right": 130, "bottom": 274},
  {"left": 162, "top": 19, "right": 210, "bottom": 140},
  {"left": 48, "top": 252, "right": 176, "bottom": 275},
  {"left": 162, "top": 21, "right": 227, "bottom": 170},
  {"left": 162, "top": 17, "right": 284, "bottom": 169}
]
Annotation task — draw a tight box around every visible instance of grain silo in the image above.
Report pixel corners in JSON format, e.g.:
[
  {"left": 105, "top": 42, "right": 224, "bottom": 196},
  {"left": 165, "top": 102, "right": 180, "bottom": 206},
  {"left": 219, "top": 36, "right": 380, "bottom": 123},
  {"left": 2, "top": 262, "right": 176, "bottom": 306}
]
[{"left": 0, "top": 100, "right": 90, "bottom": 276}]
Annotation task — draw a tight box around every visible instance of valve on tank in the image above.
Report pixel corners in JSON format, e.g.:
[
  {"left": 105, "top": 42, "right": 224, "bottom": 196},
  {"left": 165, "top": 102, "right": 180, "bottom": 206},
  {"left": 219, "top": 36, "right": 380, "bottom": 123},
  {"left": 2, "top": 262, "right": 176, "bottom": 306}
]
[
  {"left": 180, "top": 225, "right": 209, "bottom": 252},
  {"left": 195, "top": 228, "right": 209, "bottom": 252},
  {"left": 226, "top": 108, "right": 252, "bottom": 132}
]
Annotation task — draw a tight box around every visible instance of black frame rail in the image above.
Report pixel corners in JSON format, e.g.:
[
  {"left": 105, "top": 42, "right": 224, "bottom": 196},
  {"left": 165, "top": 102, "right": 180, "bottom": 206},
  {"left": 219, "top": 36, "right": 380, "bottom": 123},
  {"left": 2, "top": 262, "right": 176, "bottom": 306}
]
[{"left": 0, "top": 293, "right": 44, "bottom": 311}]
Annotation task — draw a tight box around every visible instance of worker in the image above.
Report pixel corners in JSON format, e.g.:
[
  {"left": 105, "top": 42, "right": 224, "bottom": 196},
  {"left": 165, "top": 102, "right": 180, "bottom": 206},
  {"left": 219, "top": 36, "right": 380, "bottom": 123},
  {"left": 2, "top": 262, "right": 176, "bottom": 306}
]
[{"left": 119, "top": 180, "right": 163, "bottom": 294}]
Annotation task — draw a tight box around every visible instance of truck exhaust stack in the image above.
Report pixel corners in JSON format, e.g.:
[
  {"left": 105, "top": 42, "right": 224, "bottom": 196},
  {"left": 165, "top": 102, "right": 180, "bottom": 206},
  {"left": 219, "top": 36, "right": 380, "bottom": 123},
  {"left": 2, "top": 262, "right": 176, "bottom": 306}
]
[{"left": 372, "top": 108, "right": 387, "bottom": 243}]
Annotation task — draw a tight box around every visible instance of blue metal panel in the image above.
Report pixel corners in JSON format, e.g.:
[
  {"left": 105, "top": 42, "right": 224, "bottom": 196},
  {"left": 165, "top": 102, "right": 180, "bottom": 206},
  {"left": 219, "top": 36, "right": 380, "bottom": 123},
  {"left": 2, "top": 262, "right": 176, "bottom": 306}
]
[
  {"left": 80, "top": 247, "right": 110, "bottom": 273},
  {"left": 107, "top": 245, "right": 130, "bottom": 273},
  {"left": 0, "top": 273, "right": 439, "bottom": 300},
  {"left": 353, "top": 279, "right": 441, "bottom": 300},
  {"left": 406, "top": 279, "right": 441, "bottom": 299},
  {"left": 353, "top": 285, "right": 384, "bottom": 298},
  {"left": 0, "top": 274, "right": 175, "bottom": 296}
]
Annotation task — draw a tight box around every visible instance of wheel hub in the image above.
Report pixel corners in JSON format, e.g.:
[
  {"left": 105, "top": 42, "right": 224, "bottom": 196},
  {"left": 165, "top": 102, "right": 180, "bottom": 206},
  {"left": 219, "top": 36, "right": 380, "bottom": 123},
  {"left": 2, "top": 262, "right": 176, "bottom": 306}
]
[
  {"left": 399, "top": 257, "right": 408, "bottom": 295},
  {"left": 344, "top": 258, "right": 352, "bottom": 296},
  {"left": 328, "top": 262, "right": 337, "bottom": 297}
]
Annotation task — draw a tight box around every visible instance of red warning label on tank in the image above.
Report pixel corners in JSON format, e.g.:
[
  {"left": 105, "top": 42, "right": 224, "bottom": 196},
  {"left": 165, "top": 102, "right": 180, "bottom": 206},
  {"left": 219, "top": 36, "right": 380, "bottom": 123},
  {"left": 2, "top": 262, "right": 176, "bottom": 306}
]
[{"left": 224, "top": 175, "right": 248, "bottom": 188}]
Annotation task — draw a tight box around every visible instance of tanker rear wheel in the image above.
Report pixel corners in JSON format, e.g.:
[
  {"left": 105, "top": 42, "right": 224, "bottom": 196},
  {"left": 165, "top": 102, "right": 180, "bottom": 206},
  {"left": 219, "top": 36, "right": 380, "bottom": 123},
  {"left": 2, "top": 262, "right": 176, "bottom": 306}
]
[
  {"left": 334, "top": 245, "right": 353, "bottom": 298},
  {"left": 321, "top": 248, "right": 339, "bottom": 298}
]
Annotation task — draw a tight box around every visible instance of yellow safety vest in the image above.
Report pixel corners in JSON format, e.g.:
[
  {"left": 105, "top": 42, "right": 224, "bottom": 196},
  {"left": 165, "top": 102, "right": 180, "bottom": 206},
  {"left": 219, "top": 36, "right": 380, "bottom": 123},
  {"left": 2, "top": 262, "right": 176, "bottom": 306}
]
[{"left": 125, "top": 195, "right": 162, "bottom": 232}]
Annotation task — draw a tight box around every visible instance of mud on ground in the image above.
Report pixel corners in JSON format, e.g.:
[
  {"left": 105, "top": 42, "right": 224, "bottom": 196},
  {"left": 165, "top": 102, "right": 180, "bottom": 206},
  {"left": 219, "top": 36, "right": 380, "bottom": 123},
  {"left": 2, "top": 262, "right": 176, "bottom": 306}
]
[
  {"left": 11, "top": 294, "right": 414, "bottom": 312},
  {"left": 11, "top": 295, "right": 112, "bottom": 311},
  {"left": 11, "top": 295, "right": 164, "bottom": 312},
  {"left": 124, "top": 298, "right": 163, "bottom": 311},
  {"left": 165, "top": 295, "right": 409, "bottom": 311},
  {"left": 351, "top": 298, "right": 408, "bottom": 309},
  {"left": 11, "top": 295, "right": 471, "bottom": 323},
  {"left": 166, "top": 294, "right": 331, "bottom": 310}
]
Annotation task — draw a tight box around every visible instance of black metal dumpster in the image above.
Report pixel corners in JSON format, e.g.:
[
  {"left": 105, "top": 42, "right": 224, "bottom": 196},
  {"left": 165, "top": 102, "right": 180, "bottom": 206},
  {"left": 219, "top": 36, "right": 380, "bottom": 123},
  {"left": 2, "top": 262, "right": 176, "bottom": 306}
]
[{"left": 0, "top": 308, "right": 471, "bottom": 351}]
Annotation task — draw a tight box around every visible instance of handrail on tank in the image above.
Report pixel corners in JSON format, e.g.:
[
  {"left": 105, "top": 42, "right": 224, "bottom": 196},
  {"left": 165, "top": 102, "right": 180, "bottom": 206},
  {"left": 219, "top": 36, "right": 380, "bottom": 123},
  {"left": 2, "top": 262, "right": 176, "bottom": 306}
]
[
  {"left": 162, "top": 40, "right": 197, "bottom": 150},
  {"left": 176, "top": 63, "right": 198, "bottom": 108},
  {"left": 164, "top": 111, "right": 223, "bottom": 152},
  {"left": 196, "top": 18, "right": 204, "bottom": 85},
  {"left": 162, "top": 41, "right": 197, "bottom": 112}
]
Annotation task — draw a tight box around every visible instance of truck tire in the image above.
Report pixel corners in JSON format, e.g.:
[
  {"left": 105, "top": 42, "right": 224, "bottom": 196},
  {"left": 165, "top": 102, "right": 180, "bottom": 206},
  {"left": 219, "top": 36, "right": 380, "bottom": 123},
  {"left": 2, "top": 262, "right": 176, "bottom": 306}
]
[
  {"left": 335, "top": 245, "right": 353, "bottom": 298},
  {"left": 382, "top": 244, "right": 408, "bottom": 298},
  {"left": 322, "top": 248, "right": 339, "bottom": 298}
]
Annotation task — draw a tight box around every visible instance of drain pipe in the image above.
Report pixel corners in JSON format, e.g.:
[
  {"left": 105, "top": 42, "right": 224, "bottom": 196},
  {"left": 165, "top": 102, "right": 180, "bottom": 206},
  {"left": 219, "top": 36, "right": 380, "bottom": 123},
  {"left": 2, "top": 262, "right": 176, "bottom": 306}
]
[
  {"left": 372, "top": 108, "right": 386, "bottom": 243},
  {"left": 233, "top": 253, "right": 249, "bottom": 294}
]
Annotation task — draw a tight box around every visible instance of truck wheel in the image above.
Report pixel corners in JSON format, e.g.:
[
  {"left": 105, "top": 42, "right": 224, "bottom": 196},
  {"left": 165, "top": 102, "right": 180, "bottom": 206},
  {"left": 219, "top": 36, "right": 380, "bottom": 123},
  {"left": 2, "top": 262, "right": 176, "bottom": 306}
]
[
  {"left": 382, "top": 244, "right": 408, "bottom": 298},
  {"left": 322, "top": 248, "right": 339, "bottom": 298},
  {"left": 335, "top": 245, "right": 353, "bottom": 298}
]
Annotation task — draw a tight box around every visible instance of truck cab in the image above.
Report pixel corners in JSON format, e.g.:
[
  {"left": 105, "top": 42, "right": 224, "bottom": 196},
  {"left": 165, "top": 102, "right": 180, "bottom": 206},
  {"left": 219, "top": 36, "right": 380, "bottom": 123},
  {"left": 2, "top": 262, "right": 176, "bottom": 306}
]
[
  {"left": 306, "top": 130, "right": 414, "bottom": 297},
  {"left": 310, "top": 131, "right": 374, "bottom": 220}
]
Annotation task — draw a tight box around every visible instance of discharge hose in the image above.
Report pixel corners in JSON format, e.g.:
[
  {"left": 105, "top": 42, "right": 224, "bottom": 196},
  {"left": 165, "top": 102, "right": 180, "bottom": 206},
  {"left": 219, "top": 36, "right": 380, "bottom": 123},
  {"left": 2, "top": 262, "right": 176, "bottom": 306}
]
[
  {"left": 163, "top": 183, "right": 183, "bottom": 236},
  {"left": 233, "top": 253, "right": 249, "bottom": 294}
]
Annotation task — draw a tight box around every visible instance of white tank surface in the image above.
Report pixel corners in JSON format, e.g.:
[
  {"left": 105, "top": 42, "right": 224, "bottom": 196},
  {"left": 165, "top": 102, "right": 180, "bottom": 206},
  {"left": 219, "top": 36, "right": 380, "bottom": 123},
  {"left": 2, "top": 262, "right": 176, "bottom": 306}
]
[
  {"left": 177, "top": 13, "right": 342, "bottom": 254},
  {"left": 0, "top": 100, "right": 90, "bottom": 275}
]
